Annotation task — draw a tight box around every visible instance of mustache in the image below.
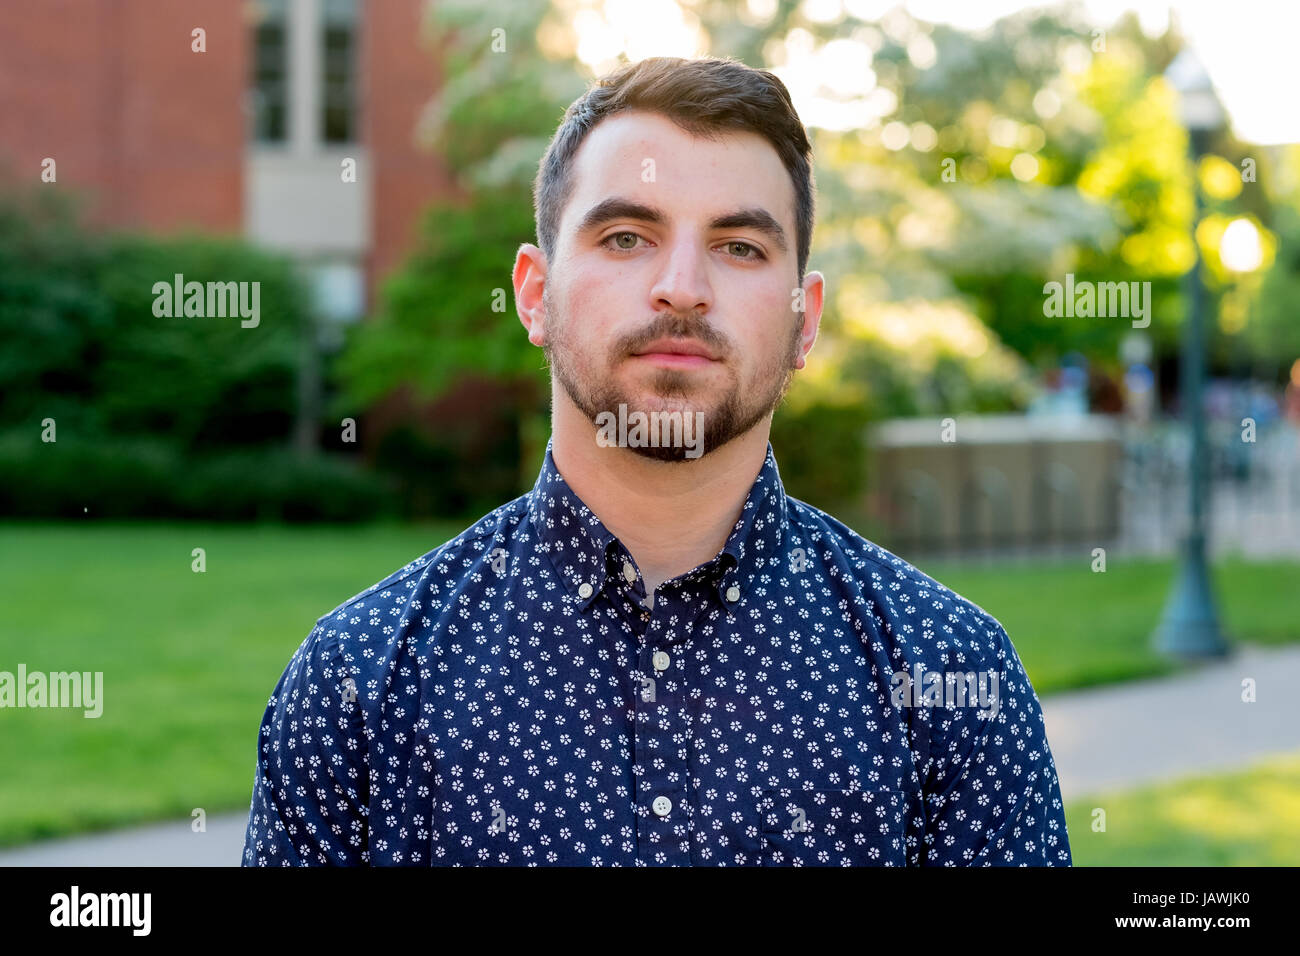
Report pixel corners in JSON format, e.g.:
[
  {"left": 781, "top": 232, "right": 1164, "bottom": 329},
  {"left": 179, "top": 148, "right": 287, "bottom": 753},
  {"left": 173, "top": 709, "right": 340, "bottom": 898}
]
[{"left": 613, "top": 313, "right": 731, "bottom": 358}]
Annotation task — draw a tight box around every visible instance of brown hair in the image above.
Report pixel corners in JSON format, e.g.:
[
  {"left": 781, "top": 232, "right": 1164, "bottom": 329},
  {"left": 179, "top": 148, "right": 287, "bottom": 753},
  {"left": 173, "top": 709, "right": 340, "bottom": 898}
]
[{"left": 533, "top": 56, "right": 816, "bottom": 282}]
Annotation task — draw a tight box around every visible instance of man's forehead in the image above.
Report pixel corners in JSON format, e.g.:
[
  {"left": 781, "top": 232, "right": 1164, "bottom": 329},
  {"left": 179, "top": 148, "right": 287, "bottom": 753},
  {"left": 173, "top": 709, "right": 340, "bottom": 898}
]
[{"left": 564, "top": 110, "right": 793, "bottom": 229}]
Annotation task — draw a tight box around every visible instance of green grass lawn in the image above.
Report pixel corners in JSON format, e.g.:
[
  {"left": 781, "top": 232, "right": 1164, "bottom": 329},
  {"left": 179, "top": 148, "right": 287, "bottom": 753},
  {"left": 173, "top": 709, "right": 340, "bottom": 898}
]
[
  {"left": 920, "top": 554, "right": 1300, "bottom": 695},
  {"left": 1065, "top": 753, "right": 1300, "bottom": 865},
  {"left": 0, "top": 520, "right": 462, "bottom": 846},
  {"left": 0, "top": 521, "right": 1297, "bottom": 849}
]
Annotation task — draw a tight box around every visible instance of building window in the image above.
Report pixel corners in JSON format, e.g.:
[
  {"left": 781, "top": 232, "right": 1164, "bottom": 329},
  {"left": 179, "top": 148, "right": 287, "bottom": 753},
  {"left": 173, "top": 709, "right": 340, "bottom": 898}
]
[
  {"left": 249, "top": 0, "right": 289, "bottom": 143},
  {"left": 321, "top": 0, "right": 358, "bottom": 144}
]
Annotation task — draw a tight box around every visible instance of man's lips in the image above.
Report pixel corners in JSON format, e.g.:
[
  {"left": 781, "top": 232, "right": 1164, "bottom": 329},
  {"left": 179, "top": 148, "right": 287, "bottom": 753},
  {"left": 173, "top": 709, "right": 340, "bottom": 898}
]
[
  {"left": 629, "top": 339, "right": 721, "bottom": 368},
  {"left": 632, "top": 352, "right": 716, "bottom": 368}
]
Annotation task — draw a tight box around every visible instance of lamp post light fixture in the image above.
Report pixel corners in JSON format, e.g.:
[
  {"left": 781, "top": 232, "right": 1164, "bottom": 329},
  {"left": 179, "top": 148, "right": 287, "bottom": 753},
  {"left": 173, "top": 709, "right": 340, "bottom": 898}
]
[
  {"left": 1151, "top": 48, "right": 1230, "bottom": 658},
  {"left": 1219, "top": 218, "right": 1264, "bottom": 274}
]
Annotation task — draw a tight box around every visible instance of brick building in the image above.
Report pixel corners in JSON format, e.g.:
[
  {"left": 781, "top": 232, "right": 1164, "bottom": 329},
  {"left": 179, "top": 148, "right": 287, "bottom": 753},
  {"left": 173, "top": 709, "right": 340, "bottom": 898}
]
[{"left": 0, "top": 0, "right": 454, "bottom": 320}]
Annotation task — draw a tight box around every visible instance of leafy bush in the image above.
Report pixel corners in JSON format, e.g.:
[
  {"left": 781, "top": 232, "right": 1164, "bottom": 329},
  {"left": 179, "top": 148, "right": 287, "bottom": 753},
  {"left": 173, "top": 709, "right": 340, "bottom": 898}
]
[
  {"left": 0, "top": 431, "right": 396, "bottom": 522},
  {"left": 1, "top": 190, "right": 308, "bottom": 449},
  {"left": 0, "top": 187, "right": 396, "bottom": 520},
  {"left": 769, "top": 399, "right": 872, "bottom": 527}
]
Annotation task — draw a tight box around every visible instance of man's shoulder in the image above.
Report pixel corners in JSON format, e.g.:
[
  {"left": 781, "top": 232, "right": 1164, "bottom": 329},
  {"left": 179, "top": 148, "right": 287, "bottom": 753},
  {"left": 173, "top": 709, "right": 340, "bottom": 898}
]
[
  {"left": 786, "top": 495, "right": 1006, "bottom": 643},
  {"left": 309, "top": 492, "right": 532, "bottom": 639}
]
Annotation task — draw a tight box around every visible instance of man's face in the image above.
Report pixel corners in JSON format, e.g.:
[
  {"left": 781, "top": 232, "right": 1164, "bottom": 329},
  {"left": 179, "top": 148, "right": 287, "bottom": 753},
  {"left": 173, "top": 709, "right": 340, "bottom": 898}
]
[{"left": 531, "top": 109, "right": 819, "bottom": 462}]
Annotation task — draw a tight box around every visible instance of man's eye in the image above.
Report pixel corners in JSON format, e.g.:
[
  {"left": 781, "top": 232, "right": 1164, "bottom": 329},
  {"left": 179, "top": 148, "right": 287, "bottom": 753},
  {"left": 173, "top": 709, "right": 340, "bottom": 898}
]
[
  {"left": 602, "top": 232, "right": 642, "bottom": 252},
  {"left": 725, "top": 241, "right": 764, "bottom": 260}
]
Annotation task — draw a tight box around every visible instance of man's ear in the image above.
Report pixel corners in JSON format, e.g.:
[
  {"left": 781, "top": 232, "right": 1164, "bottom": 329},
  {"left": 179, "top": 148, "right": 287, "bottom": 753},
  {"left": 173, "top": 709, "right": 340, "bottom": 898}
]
[
  {"left": 794, "top": 270, "right": 824, "bottom": 370},
  {"left": 514, "top": 243, "right": 548, "bottom": 347}
]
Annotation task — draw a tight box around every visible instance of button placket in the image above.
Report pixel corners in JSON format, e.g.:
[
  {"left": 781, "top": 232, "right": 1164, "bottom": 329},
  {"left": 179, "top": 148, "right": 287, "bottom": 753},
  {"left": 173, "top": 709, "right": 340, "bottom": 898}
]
[{"left": 633, "top": 592, "right": 691, "bottom": 865}]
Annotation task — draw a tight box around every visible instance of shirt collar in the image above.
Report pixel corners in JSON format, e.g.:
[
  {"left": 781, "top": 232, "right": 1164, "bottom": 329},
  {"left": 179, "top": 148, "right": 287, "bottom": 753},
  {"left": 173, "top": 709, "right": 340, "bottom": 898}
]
[{"left": 527, "top": 438, "right": 788, "bottom": 611}]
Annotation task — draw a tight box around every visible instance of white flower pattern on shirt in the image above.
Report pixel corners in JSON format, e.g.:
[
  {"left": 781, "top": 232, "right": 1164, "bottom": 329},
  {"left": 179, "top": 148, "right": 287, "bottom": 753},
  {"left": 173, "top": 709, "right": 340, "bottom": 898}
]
[{"left": 242, "top": 441, "right": 1072, "bottom": 866}]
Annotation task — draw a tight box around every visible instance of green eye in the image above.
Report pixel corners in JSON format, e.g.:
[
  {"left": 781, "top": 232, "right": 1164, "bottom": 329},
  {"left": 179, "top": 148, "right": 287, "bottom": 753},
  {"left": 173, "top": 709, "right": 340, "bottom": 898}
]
[{"left": 603, "top": 232, "right": 641, "bottom": 251}]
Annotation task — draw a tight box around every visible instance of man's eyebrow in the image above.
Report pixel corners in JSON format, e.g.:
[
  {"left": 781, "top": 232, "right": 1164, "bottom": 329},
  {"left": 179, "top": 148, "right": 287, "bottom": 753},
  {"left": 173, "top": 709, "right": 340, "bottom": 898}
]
[{"left": 575, "top": 197, "right": 788, "bottom": 253}]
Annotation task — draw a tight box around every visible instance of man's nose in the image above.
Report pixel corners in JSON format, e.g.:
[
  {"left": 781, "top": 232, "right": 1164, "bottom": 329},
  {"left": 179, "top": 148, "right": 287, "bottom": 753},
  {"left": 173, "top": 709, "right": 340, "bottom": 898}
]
[{"left": 648, "top": 237, "right": 713, "bottom": 317}]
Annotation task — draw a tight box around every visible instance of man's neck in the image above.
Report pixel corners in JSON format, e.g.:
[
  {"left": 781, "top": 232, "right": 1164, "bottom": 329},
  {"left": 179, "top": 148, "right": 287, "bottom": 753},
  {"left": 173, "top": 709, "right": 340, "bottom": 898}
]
[{"left": 549, "top": 390, "right": 771, "bottom": 600}]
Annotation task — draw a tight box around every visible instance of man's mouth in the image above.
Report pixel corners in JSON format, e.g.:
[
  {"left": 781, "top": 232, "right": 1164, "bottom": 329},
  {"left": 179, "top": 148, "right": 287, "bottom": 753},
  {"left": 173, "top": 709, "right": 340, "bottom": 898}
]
[{"left": 629, "top": 338, "right": 721, "bottom": 368}]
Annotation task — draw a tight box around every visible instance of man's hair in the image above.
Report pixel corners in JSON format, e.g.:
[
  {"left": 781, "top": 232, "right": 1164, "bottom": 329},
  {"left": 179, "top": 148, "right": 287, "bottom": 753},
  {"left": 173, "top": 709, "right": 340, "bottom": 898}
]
[{"left": 533, "top": 56, "right": 816, "bottom": 282}]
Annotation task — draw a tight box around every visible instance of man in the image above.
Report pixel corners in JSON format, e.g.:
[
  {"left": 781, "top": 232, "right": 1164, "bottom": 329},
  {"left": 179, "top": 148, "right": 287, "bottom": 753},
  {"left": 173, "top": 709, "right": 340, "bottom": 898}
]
[{"left": 242, "top": 56, "right": 1071, "bottom": 866}]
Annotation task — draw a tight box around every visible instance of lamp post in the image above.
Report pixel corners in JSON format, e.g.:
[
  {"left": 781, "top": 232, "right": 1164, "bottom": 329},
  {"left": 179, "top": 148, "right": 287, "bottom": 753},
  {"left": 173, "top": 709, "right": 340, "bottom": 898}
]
[{"left": 1152, "top": 49, "right": 1229, "bottom": 658}]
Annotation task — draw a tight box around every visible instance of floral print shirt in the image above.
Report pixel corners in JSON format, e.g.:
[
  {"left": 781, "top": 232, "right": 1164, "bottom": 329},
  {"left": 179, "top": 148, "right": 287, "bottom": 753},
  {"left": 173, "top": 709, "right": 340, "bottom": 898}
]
[{"left": 242, "top": 440, "right": 1071, "bottom": 866}]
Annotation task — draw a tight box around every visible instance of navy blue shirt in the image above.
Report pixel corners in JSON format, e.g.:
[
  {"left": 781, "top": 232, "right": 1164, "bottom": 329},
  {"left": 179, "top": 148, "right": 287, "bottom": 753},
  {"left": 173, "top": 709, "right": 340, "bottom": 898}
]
[{"left": 242, "top": 441, "right": 1071, "bottom": 866}]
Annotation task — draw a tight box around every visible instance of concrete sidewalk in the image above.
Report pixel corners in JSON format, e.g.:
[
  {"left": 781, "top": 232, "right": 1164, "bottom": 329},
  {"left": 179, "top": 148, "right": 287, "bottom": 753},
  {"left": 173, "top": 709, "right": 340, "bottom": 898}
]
[
  {"left": 3, "top": 643, "right": 1298, "bottom": 866},
  {"left": 0, "top": 812, "right": 248, "bottom": 867},
  {"left": 1043, "top": 642, "right": 1300, "bottom": 799}
]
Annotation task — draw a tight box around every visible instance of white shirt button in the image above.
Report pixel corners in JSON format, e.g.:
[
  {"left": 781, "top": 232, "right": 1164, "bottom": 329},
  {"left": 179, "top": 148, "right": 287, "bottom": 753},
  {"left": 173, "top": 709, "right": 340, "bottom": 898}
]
[
  {"left": 577, "top": 581, "right": 593, "bottom": 599},
  {"left": 726, "top": 585, "right": 741, "bottom": 602},
  {"left": 652, "top": 796, "right": 672, "bottom": 816},
  {"left": 652, "top": 650, "right": 671, "bottom": 672},
  {"left": 622, "top": 560, "right": 637, "bottom": 583}
]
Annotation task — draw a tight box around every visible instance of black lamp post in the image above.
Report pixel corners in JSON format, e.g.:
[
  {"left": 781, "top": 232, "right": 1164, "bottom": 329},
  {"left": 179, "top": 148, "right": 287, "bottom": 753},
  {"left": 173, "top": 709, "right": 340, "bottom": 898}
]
[{"left": 1152, "top": 49, "right": 1229, "bottom": 658}]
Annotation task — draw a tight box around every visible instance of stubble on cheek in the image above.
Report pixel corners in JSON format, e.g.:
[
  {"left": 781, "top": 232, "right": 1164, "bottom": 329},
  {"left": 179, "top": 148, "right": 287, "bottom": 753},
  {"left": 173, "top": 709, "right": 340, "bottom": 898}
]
[{"left": 541, "top": 284, "right": 609, "bottom": 420}]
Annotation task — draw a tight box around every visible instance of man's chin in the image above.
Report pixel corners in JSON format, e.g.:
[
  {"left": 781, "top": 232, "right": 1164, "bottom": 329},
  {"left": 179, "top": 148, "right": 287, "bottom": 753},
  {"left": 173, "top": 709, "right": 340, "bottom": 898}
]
[
  {"left": 603, "top": 380, "right": 715, "bottom": 420},
  {"left": 591, "top": 401, "right": 713, "bottom": 461},
  {"left": 622, "top": 443, "right": 706, "bottom": 463},
  {"left": 623, "top": 361, "right": 724, "bottom": 394}
]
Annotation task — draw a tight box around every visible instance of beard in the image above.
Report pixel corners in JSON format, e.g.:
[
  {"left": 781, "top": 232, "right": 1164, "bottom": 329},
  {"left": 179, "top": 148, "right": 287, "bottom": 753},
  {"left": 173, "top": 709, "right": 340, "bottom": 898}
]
[{"left": 542, "top": 285, "right": 802, "bottom": 462}]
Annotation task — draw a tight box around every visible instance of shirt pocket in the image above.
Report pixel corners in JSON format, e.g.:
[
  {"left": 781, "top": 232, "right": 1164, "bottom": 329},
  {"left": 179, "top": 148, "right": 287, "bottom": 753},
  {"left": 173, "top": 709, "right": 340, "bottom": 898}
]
[{"left": 759, "top": 787, "right": 907, "bottom": 866}]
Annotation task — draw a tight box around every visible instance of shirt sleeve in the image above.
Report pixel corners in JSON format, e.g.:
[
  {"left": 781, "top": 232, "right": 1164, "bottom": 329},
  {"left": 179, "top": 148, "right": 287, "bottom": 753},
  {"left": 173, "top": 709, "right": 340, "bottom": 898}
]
[
  {"left": 241, "top": 623, "right": 369, "bottom": 866},
  {"left": 920, "top": 610, "right": 1072, "bottom": 866}
]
